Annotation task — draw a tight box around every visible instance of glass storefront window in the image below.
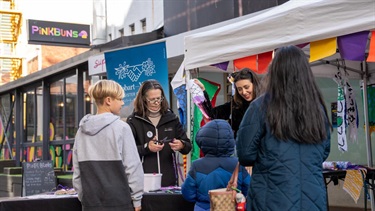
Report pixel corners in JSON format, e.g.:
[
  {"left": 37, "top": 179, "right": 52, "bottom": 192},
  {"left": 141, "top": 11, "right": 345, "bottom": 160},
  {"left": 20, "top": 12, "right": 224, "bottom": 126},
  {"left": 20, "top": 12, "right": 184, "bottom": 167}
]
[
  {"left": 84, "top": 75, "right": 100, "bottom": 115},
  {"left": 22, "top": 86, "right": 43, "bottom": 162},
  {"left": 49, "top": 75, "right": 79, "bottom": 170},
  {"left": 50, "top": 79, "right": 65, "bottom": 141},
  {"left": 0, "top": 94, "right": 14, "bottom": 160},
  {"left": 66, "top": 75, "right": 78, "bottom": 139}
]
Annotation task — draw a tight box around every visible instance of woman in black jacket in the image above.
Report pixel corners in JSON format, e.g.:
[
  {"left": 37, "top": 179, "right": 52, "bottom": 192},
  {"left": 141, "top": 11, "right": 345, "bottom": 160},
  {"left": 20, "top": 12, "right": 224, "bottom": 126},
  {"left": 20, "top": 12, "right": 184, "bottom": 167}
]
[
  {"left": 194, "top": 68, "right": 262, "bottom": 137},
  {"left": 127, "top": 79, "right": 192, "bottom": 187}
]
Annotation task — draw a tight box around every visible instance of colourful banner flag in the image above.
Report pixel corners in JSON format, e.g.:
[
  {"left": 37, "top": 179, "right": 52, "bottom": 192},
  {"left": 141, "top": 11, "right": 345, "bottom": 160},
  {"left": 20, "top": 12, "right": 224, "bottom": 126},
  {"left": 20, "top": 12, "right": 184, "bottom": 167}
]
[
  {"left": 362, "top": 83, "right": 375, "bottom": 135},
  {"left": 211, "top": 61, "right": 229, "bottom": 71},
  {"left": 191, "top": 78, "right": 220, "bottom": 162},
  {"left": 338, "top": 31, "right": 369, "bottom": 61},
  {"left": 105, "top": 42, "right": 169, "bottom": 118},
  {"left": 296, "top": 43, "right": 309, "bottom": 49},
  {"left": 367, "top": 31, "right": 375, "bottom": 62},
  {"left": 234, "top": 55, "right": 257, "bottom": 71},
  {"left": 309, "top": 38, "right": 337, "bottom": 62},
  {"left": 257, "top": 51, "right": 273, "bottom": 74}
]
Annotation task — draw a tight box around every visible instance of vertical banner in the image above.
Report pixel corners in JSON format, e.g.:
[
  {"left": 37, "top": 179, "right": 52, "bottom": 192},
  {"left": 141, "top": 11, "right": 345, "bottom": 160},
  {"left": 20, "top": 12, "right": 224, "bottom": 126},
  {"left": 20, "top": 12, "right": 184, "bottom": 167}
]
[{"left": 105, "top": 42, "right": 169, "bottom": 118}]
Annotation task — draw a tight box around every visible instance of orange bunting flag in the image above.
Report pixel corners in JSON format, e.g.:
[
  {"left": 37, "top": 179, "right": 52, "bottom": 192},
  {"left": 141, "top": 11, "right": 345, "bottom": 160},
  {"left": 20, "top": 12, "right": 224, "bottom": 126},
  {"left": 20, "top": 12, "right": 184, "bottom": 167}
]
[
  {"left": 309, "top": 37, "right": 337, "bottom": 62},
  {"left": 257, "top": 51, "right": 273, "bottom": 74},
  {"left": 367, "top": 31, "right": 375, "bottom": 62},
  {"left": 234, "top": 55, "right": 257, "bottom": 71}
]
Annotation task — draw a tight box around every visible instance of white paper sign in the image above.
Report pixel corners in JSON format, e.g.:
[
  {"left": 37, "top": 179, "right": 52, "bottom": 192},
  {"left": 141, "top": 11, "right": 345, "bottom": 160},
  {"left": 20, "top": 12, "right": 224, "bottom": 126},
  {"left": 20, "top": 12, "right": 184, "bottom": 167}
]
[{"left": 88, "top": 54, "right": 106, "bottom": 76}]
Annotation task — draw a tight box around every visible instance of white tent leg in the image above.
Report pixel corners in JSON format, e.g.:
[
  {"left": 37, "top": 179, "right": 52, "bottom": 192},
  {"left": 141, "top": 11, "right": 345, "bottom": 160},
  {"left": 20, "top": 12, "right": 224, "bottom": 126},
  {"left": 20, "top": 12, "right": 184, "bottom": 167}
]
[
  {"left": 362, "top": 61, "right": 374, "bottom": 210},
  {"left": 186, "top": 70, "right": 192, "bottom": 172}
]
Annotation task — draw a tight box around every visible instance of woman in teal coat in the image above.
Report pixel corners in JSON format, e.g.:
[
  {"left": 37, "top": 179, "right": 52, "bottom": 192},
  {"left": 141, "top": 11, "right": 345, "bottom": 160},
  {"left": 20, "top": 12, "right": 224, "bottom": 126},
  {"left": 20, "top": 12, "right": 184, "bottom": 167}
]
[{"left": 237, "top": 45, "right": 331, "bottom": 211}]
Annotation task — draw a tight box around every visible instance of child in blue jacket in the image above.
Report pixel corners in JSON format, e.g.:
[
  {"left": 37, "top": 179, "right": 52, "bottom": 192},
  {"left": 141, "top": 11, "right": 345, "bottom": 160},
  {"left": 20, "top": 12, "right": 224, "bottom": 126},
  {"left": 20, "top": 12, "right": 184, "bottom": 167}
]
[{"left": 181, "top": 119, "right": 250, "bottom": 211}]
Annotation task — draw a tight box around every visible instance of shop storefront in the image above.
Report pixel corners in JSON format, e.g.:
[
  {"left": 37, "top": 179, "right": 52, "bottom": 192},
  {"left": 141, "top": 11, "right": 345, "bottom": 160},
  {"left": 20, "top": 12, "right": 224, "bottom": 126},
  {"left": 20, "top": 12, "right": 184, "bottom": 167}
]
[{"left": 0, "top": 50, "right": 101, "bottom": 170}]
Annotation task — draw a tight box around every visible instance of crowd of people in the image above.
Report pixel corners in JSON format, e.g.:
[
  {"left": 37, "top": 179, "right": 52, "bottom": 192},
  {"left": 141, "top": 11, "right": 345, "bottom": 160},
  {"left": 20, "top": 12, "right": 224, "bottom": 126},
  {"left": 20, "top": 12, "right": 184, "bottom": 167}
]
[{"left": 72, "top": 45, "right": 331, "bottom": 211}]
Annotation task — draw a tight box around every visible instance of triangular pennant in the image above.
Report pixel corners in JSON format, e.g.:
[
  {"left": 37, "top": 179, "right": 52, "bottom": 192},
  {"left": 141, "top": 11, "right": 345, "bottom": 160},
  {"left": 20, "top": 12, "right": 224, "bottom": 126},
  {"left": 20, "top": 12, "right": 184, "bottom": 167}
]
[
  {"left": 367, "top": 31, "right": 375, "bottom": 62},
  {"left": 233, "top": 55, "right": 257, "bottom": 70},
  {"left": 296, "top": 43, "right": 309, "bottom": 49},
  {"left": 211, "top": 61, "right": 229, "bottom": 71},
  {"left": 309, "top": 37, "right": 337, "bottom": 62},
  {"left": 257, "top": 51, "right": 273, "bottom": 74},
  {"left": 338, "top": 31, "right": 369, "bottom": 61}
]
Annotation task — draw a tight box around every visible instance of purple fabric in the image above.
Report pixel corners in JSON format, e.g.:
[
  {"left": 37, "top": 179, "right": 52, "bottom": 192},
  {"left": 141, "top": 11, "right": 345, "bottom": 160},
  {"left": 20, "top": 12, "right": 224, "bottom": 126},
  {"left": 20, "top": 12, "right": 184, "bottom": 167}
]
[
  {"left": 338, "top": 31, "right": 369, "bottom": 61},
  {"left": 296, "top": 43, "right": 309, "bottom": 49},
  {"left": 211, "top": 61, "right": 229, "bottom": 71}
]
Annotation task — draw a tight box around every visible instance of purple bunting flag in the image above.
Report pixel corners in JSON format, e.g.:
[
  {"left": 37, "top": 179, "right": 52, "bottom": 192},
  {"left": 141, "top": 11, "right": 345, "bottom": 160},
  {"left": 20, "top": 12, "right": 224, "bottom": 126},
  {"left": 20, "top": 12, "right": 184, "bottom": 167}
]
[
  {"left": 338, "top": 31, "right": 369, "bottom": 61},
  {"left": 211, "top": 61, "right": 229, "bottom": 71}
]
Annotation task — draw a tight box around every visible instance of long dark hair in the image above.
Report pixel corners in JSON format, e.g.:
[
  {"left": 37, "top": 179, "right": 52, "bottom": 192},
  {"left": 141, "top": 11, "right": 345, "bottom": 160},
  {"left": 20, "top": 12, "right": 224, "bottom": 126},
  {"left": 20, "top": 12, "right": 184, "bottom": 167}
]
[
  {"left": 264, "top": 45, "right": 331, "bottom": 144},
  {"left": 133, "top": 79, "right": 169, "bottom": 117},
  {"left": 232, "top": 68, "right": 261, "bottom": 108}
]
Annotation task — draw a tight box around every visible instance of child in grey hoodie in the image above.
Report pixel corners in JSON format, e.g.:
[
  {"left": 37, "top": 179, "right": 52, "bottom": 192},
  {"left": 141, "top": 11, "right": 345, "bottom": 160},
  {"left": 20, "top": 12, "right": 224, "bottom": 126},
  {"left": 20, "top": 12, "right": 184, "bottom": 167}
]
[{"left": 73, "top": 79, "right": 144, "bottom": 211}]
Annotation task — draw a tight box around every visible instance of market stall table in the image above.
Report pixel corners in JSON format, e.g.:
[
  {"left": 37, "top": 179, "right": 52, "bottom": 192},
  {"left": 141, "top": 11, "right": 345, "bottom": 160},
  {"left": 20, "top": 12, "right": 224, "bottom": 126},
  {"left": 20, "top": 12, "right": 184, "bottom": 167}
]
[
  {"left": 0, "top": 192, "right": 195, "bottom": 211},
  {"left": 323, "top": 167, "right": 375, "bottom": 210}
]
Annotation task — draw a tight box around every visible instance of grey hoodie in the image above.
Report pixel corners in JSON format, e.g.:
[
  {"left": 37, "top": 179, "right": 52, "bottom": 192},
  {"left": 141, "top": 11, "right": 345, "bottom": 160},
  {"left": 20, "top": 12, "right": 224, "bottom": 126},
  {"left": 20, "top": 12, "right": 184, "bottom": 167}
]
[{"left": 73, "top": 112, "right": 144, "bottom": 210}]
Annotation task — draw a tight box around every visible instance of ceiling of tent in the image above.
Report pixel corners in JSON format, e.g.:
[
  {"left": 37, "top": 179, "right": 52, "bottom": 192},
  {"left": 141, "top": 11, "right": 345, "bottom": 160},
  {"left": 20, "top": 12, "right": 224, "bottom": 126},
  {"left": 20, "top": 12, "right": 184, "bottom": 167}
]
[{"left": 183, "top": 0, "right": 375, "bottom": 71}]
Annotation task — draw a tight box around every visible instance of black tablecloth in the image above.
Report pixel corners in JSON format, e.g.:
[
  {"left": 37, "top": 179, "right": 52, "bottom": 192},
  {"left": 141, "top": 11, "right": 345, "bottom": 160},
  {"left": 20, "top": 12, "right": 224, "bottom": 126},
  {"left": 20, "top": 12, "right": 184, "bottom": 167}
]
[{"left": 0, "top": 193, "right": 195, "bottom": 211}]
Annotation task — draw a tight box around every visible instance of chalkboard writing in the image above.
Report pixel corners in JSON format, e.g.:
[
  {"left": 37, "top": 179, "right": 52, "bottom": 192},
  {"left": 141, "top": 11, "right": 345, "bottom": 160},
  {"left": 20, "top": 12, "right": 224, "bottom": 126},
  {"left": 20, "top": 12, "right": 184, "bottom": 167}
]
[{"left": 22, "top": 160, "right": 56, "bottom": 196}]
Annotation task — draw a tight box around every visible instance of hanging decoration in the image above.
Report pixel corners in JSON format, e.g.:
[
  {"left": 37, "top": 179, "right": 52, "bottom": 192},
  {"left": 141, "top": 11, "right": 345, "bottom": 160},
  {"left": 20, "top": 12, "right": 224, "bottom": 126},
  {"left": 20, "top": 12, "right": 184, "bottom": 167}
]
[
  {"left": 190, "top": 78, "right": 220, "bottom": 162},
  {"left": 233, "top": 55, "right": 257, "bottom": 71},
  {"left": 361, "top": 82, "right": 375, "bottom": 135},
  {"left": 211, "top": 61, "right": 229, "bottom": 71},
  {"left": 257, "top": 51, "right": 273, "bottom": 74},
  {"left": 367, "top": 31, "right": 375, "bottom": 62},
  {"left": 342, "top": 64, "right": 359, "bottom": 143},
  {"left": 333, "top": 67, "right": 347, "bottom": 152},
  {"left": 338, "top": 31, "right": 369, "bottom": 61},
  {"left": 309, "top": 37, "right": 337, "bottom": 62}
]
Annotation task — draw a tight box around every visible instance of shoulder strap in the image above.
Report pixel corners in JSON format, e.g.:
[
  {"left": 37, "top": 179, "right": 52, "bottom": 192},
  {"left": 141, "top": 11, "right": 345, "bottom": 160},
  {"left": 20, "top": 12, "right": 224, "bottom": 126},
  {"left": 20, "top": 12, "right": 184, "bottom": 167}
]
[
  {"left": 227, "top": 162, "right": 240, "bottom": 189},
  {"left": 226, "top": 162, "right": 240, "bottom": 201}
]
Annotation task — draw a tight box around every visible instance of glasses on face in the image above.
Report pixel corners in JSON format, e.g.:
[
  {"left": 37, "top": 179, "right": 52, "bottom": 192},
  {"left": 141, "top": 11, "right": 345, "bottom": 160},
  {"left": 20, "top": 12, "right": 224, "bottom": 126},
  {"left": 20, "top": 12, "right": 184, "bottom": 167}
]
[{"left": 146, "top": 97, "right": 164, "bottom": 104}]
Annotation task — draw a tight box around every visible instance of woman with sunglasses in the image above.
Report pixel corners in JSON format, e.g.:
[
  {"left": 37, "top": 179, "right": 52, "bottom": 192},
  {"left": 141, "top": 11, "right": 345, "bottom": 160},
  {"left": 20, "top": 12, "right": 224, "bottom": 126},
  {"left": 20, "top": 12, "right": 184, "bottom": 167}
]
[
  {"left": 127, "top": 79, "right": 192, "bottom": 187},
  {"left": 194, "top": 68, "right": 262, "bottom": 137}
]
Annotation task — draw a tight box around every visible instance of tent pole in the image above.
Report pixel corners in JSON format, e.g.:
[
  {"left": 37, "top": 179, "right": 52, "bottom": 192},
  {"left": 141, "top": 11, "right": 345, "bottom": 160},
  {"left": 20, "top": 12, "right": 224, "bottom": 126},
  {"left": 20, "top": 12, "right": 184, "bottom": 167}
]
[
  {"left": 362, "top": 61, "right": 374, "bottom": 210},
  {"left": 362, "top": 61, "right": 373, "bottom": 167},
  {"left": 186, "top": 70, "right": 192, "bottom": 172}
]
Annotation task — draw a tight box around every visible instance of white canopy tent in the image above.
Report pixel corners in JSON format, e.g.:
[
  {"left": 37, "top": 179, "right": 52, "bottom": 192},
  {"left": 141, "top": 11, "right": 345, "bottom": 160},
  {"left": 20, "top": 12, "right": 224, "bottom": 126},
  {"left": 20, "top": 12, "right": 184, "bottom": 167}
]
[
  {"left": 184, "top": 0, "right": 375, "bottom": 70},
  {"left": 181, "top": 1, "right": 375, "bottom": 207}
]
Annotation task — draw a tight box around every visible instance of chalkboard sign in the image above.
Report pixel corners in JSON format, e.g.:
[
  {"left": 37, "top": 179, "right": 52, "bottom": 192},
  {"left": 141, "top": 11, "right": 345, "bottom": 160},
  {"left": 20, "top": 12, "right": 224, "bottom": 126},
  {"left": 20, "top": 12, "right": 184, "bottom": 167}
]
[{"left": 22, "top": 160, "right": 56, "bottom": 196}]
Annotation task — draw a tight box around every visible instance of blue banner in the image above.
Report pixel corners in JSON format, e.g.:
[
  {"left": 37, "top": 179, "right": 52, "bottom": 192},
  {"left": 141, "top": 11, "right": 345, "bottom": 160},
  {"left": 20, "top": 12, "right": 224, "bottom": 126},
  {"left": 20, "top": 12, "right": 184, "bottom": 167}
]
[{"left": 105, "top": 41, "right": 169, "bottom": 118}]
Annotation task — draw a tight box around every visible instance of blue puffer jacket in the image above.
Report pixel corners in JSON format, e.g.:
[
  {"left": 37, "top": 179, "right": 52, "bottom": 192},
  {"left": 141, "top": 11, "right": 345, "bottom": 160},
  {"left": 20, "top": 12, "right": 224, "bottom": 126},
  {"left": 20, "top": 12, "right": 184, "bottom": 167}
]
[
  {"left": 237, "top": 95, "right": 331, "bottom": 211},
  {"left": 182, "top": 120, "right": 250, "bottom": 211}
]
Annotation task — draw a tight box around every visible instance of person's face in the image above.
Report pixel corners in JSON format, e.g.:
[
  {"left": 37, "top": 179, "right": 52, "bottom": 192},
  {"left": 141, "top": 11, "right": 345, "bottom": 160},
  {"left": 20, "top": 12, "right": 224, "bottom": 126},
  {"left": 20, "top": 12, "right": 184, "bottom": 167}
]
[
  {"left": 110, "top": 97, "right": 124, "bottom": 115},
  {"left": 235, "top": 79, "right": 254, "bottom": 101},
  {"left": 146, "top": 89, "right": 163, "bottom": 112}
]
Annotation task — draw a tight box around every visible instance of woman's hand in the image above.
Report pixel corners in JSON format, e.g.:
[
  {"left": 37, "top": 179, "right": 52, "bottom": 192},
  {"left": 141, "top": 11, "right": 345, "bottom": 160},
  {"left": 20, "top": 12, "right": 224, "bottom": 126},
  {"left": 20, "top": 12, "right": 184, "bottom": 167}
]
[
  {"left": 169, "top": 139, "right": 185, "bottom": 151},
  {"left": 148, "top": 137, "right": 164, "bottom": 152},
  {"left": 134, "top": 206, "right": 141, "bottom": 211},
  {"left": 193, "top": 79, "right": 205, "bottom": 91}
]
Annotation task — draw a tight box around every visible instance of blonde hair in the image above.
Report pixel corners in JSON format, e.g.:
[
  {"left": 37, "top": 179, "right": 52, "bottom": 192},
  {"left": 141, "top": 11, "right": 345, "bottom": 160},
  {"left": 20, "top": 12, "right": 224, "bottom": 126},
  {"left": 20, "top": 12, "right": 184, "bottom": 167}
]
[{"left": 88, "top": 80, "right": 125, "bottom": 106}]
